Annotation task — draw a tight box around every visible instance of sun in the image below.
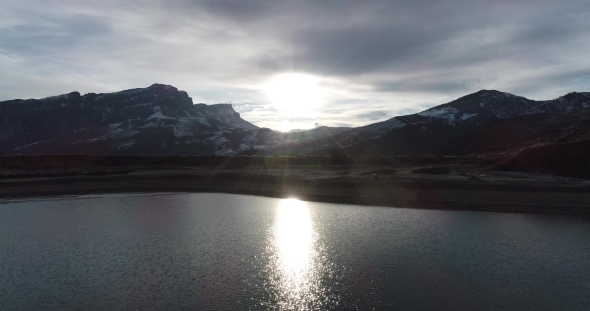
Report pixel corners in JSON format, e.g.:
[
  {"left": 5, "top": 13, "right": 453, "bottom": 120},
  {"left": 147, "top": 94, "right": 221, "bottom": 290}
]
[{"left": 264, "top": 73, "right": 325, "bottom": 117}]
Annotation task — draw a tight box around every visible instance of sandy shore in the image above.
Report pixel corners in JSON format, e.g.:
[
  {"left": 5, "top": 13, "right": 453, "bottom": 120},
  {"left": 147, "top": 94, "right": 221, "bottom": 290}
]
[{"left": 1, "top": 166, "right": 589, "bottom": 214}]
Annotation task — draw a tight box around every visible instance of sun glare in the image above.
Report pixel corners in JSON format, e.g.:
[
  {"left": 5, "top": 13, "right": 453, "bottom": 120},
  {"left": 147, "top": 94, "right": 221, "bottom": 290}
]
[
  {"left": 275, "top": 198, "right": 313, "bottom": 274},
  {"left": 269, "top": 198, "right": 323, "bottom": 308},
  {"left": 264, "top": 73, "right": 325, "bottom": 117}
]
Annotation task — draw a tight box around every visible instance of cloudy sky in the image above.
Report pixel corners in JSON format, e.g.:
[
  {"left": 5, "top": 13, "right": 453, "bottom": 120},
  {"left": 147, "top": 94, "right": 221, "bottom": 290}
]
[{"left": 1, "top": 0, "right": 589, "bottom": 131}]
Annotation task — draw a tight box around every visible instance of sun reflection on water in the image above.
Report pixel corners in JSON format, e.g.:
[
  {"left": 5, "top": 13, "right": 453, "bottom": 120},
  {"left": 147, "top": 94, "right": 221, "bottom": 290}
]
[
  {"left": 266, "top": 198, "right": 337, "bottom": 310},
  {"left": 275, "top": 199, "right": 313, "bottom": 285}
]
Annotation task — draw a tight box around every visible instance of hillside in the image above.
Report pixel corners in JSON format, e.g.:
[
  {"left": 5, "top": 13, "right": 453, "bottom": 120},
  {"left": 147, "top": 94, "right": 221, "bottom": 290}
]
[
  {"left": 308, "top": 90, "right": 590, "bottom": 156},
  {"left": 493, "top": 139, "right": 590, "bottom": 179},
  {"left": 436, "top": 109, "right": 590, "bottom": 155}
]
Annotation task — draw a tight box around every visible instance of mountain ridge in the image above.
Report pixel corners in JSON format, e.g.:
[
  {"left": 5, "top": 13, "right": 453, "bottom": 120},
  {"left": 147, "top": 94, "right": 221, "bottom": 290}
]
[
  {"left": 1, "top": 84, "right": 589, "bottom": 156},
  {"left": 304, "top": 90, "right": 590, "bottom": 155},
  {"left": 0, "top": 84, "right": 257, "bottom": 155}
]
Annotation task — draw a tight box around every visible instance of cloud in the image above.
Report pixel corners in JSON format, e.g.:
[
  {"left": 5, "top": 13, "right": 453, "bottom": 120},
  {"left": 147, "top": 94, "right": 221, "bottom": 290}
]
[
  {"left": 352, "top": 110, "right": 388, "bottom": 121},
  {"left": 0, "top": 0, "right": 589, "bottom": 130}
]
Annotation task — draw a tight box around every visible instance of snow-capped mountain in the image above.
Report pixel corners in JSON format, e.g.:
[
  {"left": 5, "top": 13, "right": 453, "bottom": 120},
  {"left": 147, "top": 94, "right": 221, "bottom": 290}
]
[
  {"left": 287, "top": 90, "right": 590, "bottom": 155},
  {"left": 413, "top": 90, "right": 590, "bottom": 126},
  {"left": 0, "top": 84, "right": 259, "bottom": 155}
]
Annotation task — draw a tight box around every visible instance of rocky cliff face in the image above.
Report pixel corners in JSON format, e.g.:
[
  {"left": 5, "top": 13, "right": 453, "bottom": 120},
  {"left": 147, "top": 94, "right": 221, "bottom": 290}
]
[{"left": 0, "top": 84, "right": 258, "bottom": 155}]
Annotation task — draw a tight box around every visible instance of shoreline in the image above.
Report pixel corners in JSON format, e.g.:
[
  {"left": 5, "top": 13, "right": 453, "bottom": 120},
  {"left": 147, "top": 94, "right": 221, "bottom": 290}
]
[{"left": 1, "top": 174, "right": 589, "bottom": 214}]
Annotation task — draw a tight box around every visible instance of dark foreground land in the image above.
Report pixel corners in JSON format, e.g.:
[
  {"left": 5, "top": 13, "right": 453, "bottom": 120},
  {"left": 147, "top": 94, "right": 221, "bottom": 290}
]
[{"left": 1, "top": 155, "right": 589, "bottom": 214}]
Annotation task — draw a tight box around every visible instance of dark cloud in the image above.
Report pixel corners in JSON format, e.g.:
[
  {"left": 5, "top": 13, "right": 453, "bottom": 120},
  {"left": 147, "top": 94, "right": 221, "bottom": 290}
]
[
  {"left": 506, "top": 69, "right": 590, "bottom": 96},
  {"left": 376, "top": 79, "right": 481, "bottom": 94},
  {"left": 195, "top": 0, "right": 274, "bottom": 22},
  {"left": 285, "top": 0, "right": 590, "bottom": 78},
  {"left": 0, "top": 15, "right": 111, "bottom": 56},
  {"left": 291, "top": 26, "right": 441, "bottom": 76}
]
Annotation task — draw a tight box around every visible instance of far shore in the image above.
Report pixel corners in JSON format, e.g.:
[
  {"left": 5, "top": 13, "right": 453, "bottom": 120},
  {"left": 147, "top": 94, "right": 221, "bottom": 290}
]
[{"left": 1, "top": 166, "right": 589, "bottom": 214}]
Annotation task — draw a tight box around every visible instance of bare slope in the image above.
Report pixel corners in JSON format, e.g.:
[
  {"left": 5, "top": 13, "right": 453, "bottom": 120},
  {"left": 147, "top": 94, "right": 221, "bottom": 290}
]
[{"left": 436, "top": 109, "right": 590, "bottom": 155}]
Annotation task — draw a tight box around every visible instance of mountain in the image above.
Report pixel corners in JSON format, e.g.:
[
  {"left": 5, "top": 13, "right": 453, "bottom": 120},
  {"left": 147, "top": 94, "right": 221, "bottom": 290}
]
[
  {"left": 1, "top": 85, "right": 589, "bottom": 157},
  {"left": 301, "top": 90, "right": 590, "bottom": 156},
  {"left": 0, "top": 84, "right": 259, "bottom": 155},
  {"left": 436, "top": 109, "right": 590, "bottom": 155}
]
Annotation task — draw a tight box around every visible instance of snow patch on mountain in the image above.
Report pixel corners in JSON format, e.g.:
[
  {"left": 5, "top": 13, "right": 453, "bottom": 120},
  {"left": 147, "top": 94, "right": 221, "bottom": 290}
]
[
  {"left": 418, "top": 107, "right": 460, "bottom": 124},
  {"left": 70, "top": 136, "right": 109, "bottom": 145},
  {"left": 117, "top": 140, "right": 137, "bottom": 151},
  {"left": 149, "top": 111, "right": 175, "bottom": 120},
  {"left": 363, "top": 118, "right": 405, "bottom": 135},
  {"left": 14, "top": 141, "right": 39, "bottom": 151},
  {"left": 461, "top": 113, "right": 478, "bottom": 120}
]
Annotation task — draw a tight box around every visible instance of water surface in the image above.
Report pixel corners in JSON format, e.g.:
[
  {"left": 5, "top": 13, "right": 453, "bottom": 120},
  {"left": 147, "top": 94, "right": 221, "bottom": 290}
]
[{"left": 1, "top": 193, "right": 589, "bottom": 310}]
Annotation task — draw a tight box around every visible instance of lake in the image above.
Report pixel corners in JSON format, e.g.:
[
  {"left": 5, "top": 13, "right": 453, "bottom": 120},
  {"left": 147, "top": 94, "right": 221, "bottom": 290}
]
[{"left": 1, "top": 193, "right": 589, "bottom": 310}]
